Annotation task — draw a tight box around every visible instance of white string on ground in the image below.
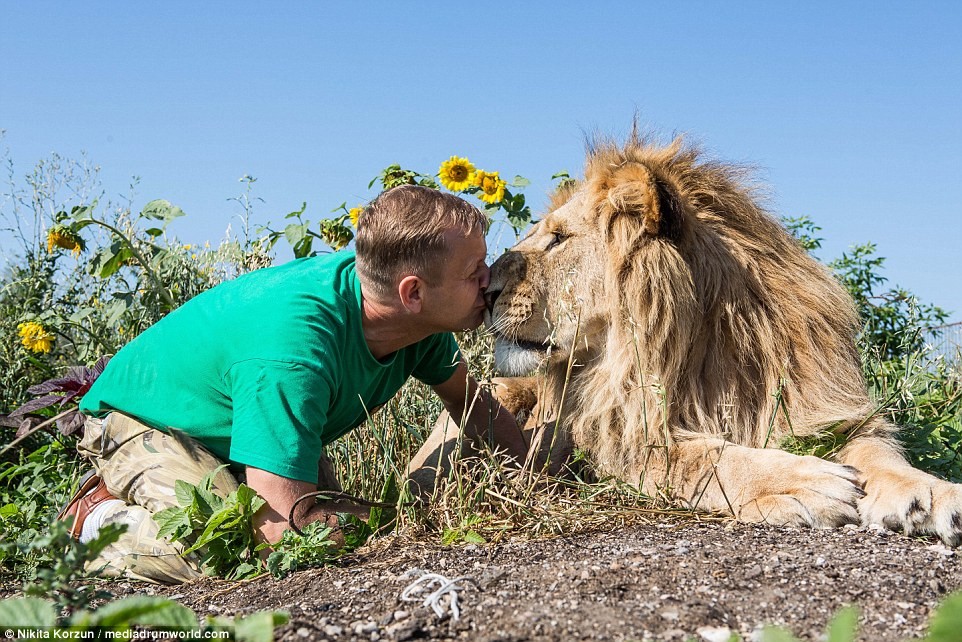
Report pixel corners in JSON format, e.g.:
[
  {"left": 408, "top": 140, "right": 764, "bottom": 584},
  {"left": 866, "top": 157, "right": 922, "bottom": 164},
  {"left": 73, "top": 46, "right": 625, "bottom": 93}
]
[{"left": 399, "top": 568, "right": 480, "bottom": 621}]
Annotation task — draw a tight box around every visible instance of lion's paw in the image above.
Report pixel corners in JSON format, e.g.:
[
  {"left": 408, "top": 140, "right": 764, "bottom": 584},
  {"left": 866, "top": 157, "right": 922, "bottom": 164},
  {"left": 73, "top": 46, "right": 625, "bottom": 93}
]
[
  {"left": 859, "top": 469, "right": 962, "bottom": 547},
  {"left": 736, "top": 455, "right": 864, "bottom": 528}
]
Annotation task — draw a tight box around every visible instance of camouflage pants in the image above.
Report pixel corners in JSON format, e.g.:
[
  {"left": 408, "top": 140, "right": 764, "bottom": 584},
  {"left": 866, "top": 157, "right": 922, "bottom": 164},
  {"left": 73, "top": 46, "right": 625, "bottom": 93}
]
[{"left": 77, "top": 412, "right": 240, "bottom": 584}]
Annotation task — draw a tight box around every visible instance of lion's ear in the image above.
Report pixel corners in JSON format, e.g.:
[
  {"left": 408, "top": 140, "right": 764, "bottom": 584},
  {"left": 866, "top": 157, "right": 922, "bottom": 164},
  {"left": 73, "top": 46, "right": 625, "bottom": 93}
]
[{"left": 593, "top": 163, "right": 683, "bottom": 241}]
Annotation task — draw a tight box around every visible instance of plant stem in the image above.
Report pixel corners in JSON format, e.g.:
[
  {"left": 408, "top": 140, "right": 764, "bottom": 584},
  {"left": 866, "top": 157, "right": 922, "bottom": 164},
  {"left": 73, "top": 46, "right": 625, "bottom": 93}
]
[
  {"left": 80, "top": 217, "right": 176, "bottom": 309},
  {"left": 0, "top": 408, "right": 75, "bottom": 457}
]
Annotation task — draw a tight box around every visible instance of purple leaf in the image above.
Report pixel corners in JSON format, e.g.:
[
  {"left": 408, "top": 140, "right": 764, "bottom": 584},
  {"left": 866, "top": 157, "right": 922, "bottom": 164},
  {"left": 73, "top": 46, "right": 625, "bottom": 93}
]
[
  {"left": 10, "top": 394, "right": 65, "bottom": 417},
  {"left": 93, "top": 355, "right": 111, "bottom": 375},
  {"left": 16, "top": 418, "right": 36, "bottom": 438},
  {"left": 0, "top": 414, "right": 22, "bottom": 429},
  {"left": 57, "top": 411, "right": 85, "bottom": 436}
]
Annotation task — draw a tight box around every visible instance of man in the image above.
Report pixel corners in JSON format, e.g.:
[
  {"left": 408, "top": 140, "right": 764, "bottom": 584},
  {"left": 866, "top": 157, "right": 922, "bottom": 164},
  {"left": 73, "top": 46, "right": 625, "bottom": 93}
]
[{"left": 63, "top": 185, "right": 527, "bottom": 584}]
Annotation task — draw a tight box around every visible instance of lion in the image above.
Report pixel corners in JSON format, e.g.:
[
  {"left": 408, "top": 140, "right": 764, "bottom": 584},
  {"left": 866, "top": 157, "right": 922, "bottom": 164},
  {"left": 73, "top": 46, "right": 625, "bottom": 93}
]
[{"left": 479, "top": 132, "right": 962, "bottom": 546}]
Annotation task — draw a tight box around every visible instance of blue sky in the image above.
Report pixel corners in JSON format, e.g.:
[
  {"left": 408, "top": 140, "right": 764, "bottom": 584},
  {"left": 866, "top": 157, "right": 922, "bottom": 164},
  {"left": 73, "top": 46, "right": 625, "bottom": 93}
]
[{"left": 2, "top": 2, "right": 960, "bottom": 322}]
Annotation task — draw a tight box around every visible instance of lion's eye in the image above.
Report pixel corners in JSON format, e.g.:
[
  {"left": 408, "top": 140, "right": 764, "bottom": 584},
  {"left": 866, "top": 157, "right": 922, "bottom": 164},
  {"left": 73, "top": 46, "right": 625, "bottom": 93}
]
[{"left": 546, "top": 232, "right": 567, "bottom": 251}]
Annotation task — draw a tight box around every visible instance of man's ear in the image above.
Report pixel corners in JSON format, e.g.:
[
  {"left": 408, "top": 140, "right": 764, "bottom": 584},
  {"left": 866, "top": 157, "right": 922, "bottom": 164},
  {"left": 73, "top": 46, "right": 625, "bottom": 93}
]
[{"left": 398, "top": 275, "right": 424, "bottom": 313}]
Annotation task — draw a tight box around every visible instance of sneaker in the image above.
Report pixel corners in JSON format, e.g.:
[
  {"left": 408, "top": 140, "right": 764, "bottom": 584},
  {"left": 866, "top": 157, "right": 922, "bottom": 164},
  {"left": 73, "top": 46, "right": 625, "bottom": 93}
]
[{"left": 56, "top": 470, "right": 118, "bottom": 539}]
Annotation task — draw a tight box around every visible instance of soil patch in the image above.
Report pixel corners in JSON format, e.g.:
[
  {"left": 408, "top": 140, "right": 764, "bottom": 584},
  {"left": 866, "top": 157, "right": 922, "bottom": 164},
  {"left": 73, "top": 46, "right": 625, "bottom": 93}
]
[{"left": 94, "top": 518, "right": 962, "bottom": 641}]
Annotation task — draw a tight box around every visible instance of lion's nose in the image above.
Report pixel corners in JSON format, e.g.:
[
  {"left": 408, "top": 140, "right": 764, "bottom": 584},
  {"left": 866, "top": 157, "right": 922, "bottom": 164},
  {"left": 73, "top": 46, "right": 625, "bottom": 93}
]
[{"left": 484, "top": 287, "right": 501, "bottom": 312}]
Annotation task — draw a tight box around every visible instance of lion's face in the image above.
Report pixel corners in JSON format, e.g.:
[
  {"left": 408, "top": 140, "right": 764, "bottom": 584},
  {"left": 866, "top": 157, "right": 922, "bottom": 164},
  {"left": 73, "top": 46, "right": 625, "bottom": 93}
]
[{"left": 486, "top": 189, "right": 609, "bottom": 375}]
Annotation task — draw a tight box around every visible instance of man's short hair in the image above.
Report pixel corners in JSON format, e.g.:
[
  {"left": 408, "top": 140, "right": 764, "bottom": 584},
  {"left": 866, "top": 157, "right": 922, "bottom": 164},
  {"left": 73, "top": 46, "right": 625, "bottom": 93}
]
[{"left": 355, "top": 185, "right": 488, "bottom": 297}]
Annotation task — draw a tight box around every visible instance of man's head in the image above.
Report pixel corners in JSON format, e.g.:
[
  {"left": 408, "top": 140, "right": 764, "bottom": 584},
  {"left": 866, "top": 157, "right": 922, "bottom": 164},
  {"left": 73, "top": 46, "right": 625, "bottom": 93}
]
[{"left": 355, "top": 185, "right": 491, "bottom": 331}]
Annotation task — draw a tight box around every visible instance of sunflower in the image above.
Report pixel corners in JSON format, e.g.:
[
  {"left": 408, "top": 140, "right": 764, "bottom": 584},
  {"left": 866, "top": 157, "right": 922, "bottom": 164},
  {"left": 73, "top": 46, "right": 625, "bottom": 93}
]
[
  {"left": 46, "top": 224, "right": 85, "bottom": 257},
  {"left": 438, "top": 156, "right": 476, "bottom": 192},
  {"left": 348, "top": 206, "right": 364, "bottom": 228},
  {"left": 320, "top": 218, "right": 354, "bottom": 251},
  {"left": 473, "top": 170, "right": 506, "bottom": 204},
  {"left": 18, "top": 321, "right": 55, "bottom": 354}
]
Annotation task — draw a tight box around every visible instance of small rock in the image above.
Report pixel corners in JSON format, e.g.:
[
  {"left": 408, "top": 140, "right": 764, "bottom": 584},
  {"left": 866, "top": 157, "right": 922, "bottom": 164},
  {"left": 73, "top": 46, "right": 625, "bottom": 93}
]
[
  {"left": 296, "top": 628, "right": 310, "bottom": 638},
  {"left": 815, "top": 556, "right": 826, "bottom": 566},
  {"left": 744, "top": 564, "right": 763, "bottom": 580},
  {"left": 323, "top": 624, "right": 343, "bottom": 636},
  {"left": 463, "top": 544, "right": 479, "bottom": 552},
  {"left": 896, "top": 601, "right": 914, "bottom": 610},
  {"left": 697, "top": 626, "right": 733, "bottom": 642},
  {"left": 659, "top": 608, "right": 680, "bottom": 621},
  {"left": 351, "top": 620, "right": 377, "bottom": 634},
  {"left": 393, "top": 610, "right": 410, "bottom": 621},
  {"left": 387, "top": 619, "right": 420, "bottom": 642},
  {"left": 926, "top": 543, "right": 954, "bottom": 557}
]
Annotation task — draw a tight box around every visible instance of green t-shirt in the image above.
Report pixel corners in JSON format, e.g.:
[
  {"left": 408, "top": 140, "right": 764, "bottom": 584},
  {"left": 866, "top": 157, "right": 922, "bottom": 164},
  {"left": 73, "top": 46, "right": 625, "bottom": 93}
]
[{"left": 79, "top": 251, "right": 460, "bottom": 483}]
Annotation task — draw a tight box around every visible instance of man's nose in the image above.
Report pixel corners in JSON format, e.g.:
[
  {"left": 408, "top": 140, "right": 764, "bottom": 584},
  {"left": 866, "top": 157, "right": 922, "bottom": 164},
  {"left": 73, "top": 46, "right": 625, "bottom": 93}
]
[{"left": 479, "top": 263, "right": 491, "bottom": 291}]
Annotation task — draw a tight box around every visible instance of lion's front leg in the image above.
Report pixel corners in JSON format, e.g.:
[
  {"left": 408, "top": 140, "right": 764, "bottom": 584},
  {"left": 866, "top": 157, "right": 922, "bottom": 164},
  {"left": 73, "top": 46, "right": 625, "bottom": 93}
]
[
  {"left": 837, "top": 436, "right": 962, "bottom": 546},
  {"left": 492, "top": 376, "right": 573, "bottom": 475},
  {"left": 656, "top": 438, "right": 864, "bottom": 528},
  {"left": 490, "top": 376, "right": 540, "bottom": 418}
]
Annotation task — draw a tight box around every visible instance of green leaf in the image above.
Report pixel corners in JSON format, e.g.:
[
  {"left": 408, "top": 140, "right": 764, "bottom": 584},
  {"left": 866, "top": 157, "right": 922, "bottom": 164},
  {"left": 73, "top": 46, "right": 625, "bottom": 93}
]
[
  {"left": 88, "top": 595, "right": 198, "bottom": 629},
  {"left": 97, "top": 245, "right": 135, "bottom": 278},
  {"left": 234, "top": 610, "right": 290, "bottom": 642},
  {"left": 145, "top": 227, "right": 164, "bottom": 238},
  {"left": 927, "top": 591, "right": 962, "bottom": 641},
  {"left": 154, "top": 506, "right": 192, "bottom": 540},
  {"left": 174, "top": 479, "right": 195, "bottom": 507},
  {"left": 507, "top": 206, "right": 532, "bottom": 232},
  {"left": 234, "top": 484, "right": 266, "bottom": 514},
  {"left": 463, "top": 530, "right": 486, "bottom": 544},
  {"left": 233, "top": 562, "right": 261, "bottom": 580},
  {"left": 141, "top": 199, "right": 186, "bottom": 222},
  {"left": 67, "top": 307, "right": 97, "bottom": 323},
  {"left": 69, "top": 204, "right": 96, "bottom": 220},
  {"left": 284, "top": 223, "right": 307, "bottom": 246},
  {"left": 0, "top": 597, "right": 57, "bottom": 626},
  {"left": 72, "top": 217, "right": 98, "bottom": 230},
  {"left": 292, "top": 236, "right": 314, "bottom": 259},
  {"left": 441, "top": 529, "right": 460, "bottom": 546},
  {"left": 509, "top": 175, "right": 530, "bottom": 188},
  {"left": 825, "top": 605, "right": 859, "bottom": 642},
  {"left": 758, "top": 626, "right": 800, "bottom": 642},
  {"left": 286, "top": 201, "right": 308, "bottom": 219},
  {"left": 104, "top": 298, "right": 129, "bottom": 327},
  {"left": 194, "top": 483, "right": 224, "bottom": 517},
  {"left": 185, "top": 507, "right": 238, "bottom": 553}
]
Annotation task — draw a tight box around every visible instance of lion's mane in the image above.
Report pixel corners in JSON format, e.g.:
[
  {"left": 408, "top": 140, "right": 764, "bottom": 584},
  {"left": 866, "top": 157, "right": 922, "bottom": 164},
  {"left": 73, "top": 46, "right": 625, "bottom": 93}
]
[{"left": 552, "top": 135, "right": 887, "bottom": 480}]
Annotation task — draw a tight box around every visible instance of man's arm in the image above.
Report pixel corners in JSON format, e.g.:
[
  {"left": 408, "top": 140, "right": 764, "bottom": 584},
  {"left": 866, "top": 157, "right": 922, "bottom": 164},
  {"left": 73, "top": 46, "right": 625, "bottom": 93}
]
[
  {"left": 245, "top": 467, "right": 342, "bottom": 547},
  {"left": 431, "top": 361, "right": 528, "bottom": 461}
]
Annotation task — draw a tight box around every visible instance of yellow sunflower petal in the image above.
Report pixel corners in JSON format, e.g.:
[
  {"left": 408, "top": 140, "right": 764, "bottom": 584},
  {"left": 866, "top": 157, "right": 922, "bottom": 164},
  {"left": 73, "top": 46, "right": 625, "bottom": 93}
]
[{"left": 439, "top": 156, "right": 477, "bottom": 192}]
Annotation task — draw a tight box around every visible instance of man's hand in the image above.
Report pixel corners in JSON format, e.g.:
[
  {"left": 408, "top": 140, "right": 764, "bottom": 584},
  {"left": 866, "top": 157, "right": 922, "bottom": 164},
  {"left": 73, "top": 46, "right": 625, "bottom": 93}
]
[
  {"left": 245, "top": 467, "right": 343, "bottom": 549},
  {"left": 431, "top": 362, "right": 528, "bottom": 461}
]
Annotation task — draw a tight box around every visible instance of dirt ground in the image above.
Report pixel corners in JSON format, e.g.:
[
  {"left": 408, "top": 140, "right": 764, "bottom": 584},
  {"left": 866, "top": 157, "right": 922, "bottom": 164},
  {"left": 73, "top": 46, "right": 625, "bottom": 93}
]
[{"left": 87, "top": 518, "right": 962, "bottom": 642}]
